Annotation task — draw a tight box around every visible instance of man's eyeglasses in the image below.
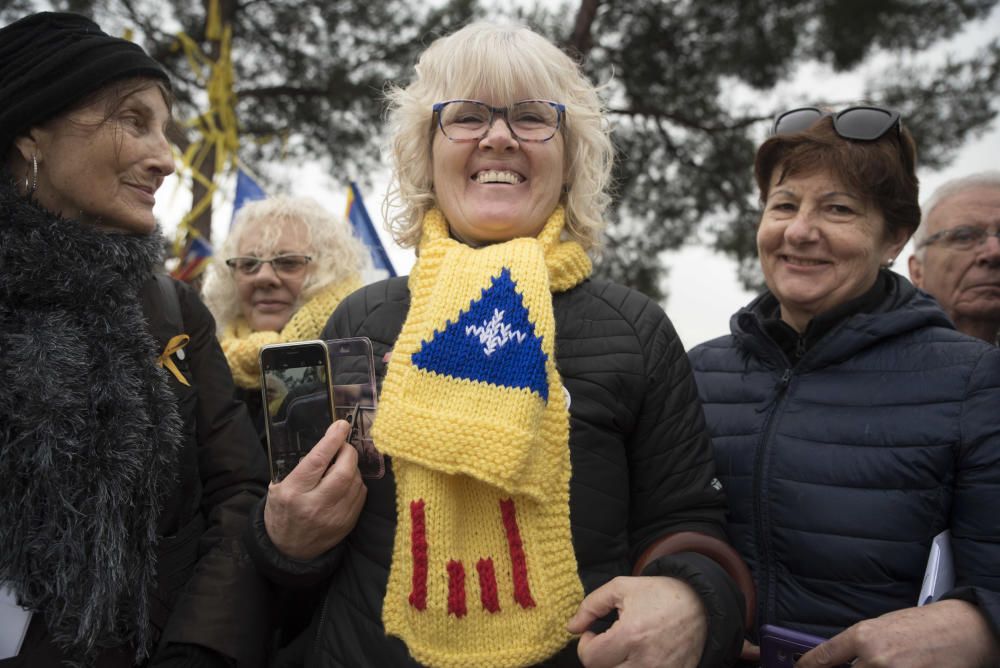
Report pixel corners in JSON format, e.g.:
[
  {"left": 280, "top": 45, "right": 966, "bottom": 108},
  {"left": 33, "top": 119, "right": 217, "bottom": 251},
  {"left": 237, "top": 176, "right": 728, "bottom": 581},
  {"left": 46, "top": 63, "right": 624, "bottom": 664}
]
[
  {"left": 432, "top": 99, "right": 565, "bottom": 143},
  {"left": 918, "top": 226, "right": 1000, "bottom": 251},
  {"left": 772, "top": 106, "right": 902, "bottom": 142},
  {"left": 225, "top": 254, "right": 312, "bottom": 276}
]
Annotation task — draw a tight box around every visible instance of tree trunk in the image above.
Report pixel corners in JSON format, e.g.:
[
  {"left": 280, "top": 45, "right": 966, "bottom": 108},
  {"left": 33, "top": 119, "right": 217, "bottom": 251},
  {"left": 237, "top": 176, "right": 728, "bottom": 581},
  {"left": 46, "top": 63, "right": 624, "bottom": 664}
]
[{"left": 567, "top": 0, "right": 600, "bottom": 58}]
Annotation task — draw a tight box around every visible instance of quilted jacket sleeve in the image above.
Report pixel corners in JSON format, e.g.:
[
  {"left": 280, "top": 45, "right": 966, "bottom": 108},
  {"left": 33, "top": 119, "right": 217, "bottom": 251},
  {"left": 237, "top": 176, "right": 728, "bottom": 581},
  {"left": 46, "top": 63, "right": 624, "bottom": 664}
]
[
  {"left": 625, "top": 296, "right": 730, "bottom": 548},
  {"left": 942, "top": 344, "right": 1000, "bottom": 637},
  {"left": 618, "top": 288, "right": 745, "bottom": 666},
  {"left": 158, "top": 282, "right": 272, "bottom": 667}
]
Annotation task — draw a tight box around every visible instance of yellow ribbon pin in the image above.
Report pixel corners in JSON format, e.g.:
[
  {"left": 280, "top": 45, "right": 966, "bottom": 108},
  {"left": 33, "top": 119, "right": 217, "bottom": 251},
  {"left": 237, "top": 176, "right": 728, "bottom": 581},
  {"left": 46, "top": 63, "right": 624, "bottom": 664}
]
[{"left": 158, "top": 334, "right": 191, "bottom": 386}]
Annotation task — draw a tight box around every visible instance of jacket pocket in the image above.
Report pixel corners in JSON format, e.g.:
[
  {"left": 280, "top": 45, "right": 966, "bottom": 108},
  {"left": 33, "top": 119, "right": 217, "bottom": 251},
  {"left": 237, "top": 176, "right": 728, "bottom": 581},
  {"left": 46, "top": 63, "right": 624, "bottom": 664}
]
[{"left": 150, "top": 513, "right": 206, "bottom": 635}]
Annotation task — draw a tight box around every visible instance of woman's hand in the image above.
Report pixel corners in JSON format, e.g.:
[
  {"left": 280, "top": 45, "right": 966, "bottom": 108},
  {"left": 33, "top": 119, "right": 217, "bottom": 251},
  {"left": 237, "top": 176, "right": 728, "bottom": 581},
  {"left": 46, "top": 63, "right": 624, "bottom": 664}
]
[
  {"left": 797, "top": 599, "right": 1000, "bottom": 668},
  {"left": 263, "top": 420, "right": 367, "bottom": 560},
  {"left": 567, "top": 575, "right": 707, "bottom": 668}
]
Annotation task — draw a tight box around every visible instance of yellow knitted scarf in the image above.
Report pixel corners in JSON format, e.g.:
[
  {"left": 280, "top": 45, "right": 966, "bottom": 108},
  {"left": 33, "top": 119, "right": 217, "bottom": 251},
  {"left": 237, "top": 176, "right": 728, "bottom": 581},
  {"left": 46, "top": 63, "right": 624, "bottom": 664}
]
[
  {"left": 219, "top": 277, "right": 362, "bottom": 389},
  {"left": 375, "top": 207, "right": 591, "bottom": 668}
]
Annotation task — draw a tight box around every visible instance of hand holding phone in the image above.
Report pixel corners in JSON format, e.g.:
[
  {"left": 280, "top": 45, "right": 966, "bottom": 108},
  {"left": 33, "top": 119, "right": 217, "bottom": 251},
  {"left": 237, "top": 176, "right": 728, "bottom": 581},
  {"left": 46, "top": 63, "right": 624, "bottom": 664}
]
[
  {"left": 262, "top": 420, "right": 367, "bottom": 561},
  {"left": 260, "top": 340, "right": 335, "bottom": 482}
]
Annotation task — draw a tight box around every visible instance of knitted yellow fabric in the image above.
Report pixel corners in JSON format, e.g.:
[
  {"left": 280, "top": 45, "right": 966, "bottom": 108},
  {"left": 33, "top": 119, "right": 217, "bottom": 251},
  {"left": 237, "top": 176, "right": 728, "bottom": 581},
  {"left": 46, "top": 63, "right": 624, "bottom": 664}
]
[
  {"left": 219, "top": 277, "right": 362, "bottom": 389},
  {"left": 376, "top": 207, "right": 591, "bottom": 668}
]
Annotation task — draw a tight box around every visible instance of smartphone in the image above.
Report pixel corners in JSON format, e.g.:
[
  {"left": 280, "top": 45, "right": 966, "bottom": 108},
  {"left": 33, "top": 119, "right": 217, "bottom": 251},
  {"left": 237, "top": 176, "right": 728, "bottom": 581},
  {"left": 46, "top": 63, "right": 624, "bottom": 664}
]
[
  {"left": 259, "top": 340, "right": 335, "bottom": 482},
  {"left": 327, "top": 337, "right": 384, "bottom": 479},
  {"left": 760, "top": 624, "right": 851, "bottom": 668}
]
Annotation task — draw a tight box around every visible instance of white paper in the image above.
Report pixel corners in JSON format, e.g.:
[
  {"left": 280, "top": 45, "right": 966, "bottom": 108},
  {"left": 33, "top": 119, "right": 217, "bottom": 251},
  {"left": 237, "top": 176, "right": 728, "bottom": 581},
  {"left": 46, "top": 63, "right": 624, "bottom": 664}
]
[
  {"left": 918, "top": 530, "right": 955, "bottom": 606},
  {"left": 0, "top": 584, "right": 31, "bottom": 658}
]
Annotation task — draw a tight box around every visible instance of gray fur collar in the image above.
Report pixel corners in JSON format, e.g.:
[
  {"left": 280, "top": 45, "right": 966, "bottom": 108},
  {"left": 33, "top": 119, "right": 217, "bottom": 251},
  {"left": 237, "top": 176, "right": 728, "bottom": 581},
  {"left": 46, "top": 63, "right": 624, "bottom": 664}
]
[{"left": 0, "top": 178, "right": 182, "bottom": 665}]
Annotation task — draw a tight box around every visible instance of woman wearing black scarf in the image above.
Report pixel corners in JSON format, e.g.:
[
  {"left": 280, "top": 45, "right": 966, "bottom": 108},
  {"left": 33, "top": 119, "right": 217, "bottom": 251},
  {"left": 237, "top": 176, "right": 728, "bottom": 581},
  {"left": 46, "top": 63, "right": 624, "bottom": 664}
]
[{"left": 0, "top": 12, "right": 270, "bottom": 668}]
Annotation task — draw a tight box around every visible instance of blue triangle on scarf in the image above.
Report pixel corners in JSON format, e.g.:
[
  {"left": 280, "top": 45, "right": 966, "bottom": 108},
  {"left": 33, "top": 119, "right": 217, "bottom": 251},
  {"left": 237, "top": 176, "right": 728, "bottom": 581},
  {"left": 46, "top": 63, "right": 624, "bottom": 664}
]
[{"left": 412, "top": 268, "right": 549, "bottom": 400}]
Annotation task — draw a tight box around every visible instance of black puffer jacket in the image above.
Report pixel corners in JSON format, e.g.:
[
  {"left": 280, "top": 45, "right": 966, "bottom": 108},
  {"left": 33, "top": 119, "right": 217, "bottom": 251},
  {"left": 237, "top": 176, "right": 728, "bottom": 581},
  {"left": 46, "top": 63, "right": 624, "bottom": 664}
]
[
  {"left": 688, "top": 273, "right": 1000, "bottom": 641},
  {"left": 248, "top": 276, "right": 745, "bottom": 667},
  {"left": 0, "top": 181, "right": 271, "bottom": 667}
]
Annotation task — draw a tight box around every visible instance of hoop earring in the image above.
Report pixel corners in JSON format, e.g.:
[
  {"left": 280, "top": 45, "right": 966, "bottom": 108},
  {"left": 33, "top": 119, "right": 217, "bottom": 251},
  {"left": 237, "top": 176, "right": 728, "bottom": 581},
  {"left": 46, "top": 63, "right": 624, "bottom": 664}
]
[{"left": 24, "top": 154, "right": 38, "bottom": 196}]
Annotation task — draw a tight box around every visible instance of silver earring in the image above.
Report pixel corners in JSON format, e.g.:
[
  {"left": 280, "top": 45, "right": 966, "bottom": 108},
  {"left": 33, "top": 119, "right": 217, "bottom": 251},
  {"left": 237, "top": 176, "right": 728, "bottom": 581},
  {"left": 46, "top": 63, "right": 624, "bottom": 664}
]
[{"left": 24, "top": 154, "right": 38, "bottom": 196}]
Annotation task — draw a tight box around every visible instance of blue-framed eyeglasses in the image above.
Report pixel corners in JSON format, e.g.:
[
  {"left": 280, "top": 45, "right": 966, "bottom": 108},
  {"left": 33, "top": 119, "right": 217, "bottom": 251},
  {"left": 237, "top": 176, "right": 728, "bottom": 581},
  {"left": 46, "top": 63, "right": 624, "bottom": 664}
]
[{"left": 432, "top": 99, "right": 566, "bottom": 143}]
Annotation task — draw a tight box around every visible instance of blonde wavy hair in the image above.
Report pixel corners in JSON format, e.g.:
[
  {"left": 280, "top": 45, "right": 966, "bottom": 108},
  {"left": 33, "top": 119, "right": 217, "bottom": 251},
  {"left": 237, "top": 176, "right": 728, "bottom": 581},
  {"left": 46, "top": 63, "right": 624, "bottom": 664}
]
[
  {"left": 202, "top": 195, "right": 370, "bottom": 331},
  {"left": 384, "top": 21, "right": 614, "bottom": 253}
]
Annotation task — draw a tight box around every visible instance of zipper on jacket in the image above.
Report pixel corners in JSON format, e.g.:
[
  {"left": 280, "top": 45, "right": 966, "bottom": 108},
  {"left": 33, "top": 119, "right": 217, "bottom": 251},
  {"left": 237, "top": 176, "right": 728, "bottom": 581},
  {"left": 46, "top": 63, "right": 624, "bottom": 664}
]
[
  {"left": 311, "top": 585, "right": 332, "bottom": 660},
  {"left": 751, "top": 366, "right": 793, "bottom": 636},
  {"left": 794, "top": 335, "right": 806, "bottom": 362}
]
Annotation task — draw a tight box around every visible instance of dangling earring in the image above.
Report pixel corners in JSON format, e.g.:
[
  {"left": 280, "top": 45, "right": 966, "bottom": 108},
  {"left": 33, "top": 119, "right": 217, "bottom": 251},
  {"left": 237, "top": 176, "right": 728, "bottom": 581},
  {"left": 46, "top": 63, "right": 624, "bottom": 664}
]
[
  {"left": 561, "top": 183, "right": 571, "bottom": 195},
  {"left": 23, "top": 154, "right": 38, "bottom": 197}
]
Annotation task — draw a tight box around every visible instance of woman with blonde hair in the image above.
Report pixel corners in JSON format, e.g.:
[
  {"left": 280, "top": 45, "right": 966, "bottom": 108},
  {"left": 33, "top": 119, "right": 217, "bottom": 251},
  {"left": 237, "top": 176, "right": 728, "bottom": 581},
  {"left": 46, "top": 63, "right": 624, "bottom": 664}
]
[
  {"left": 202, "top": 195, "right": 369, "bottom": 438},
  {"left": 245, "top": 21, "right": 748, "bottom": 668}
]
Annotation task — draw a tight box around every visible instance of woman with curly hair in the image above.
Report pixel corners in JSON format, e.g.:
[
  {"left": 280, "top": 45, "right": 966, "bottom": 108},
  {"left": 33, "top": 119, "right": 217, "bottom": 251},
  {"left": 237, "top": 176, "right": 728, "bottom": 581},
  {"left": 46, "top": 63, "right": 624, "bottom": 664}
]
[{"left": 202, "top": 195, "right": 370, "bottom": 442}]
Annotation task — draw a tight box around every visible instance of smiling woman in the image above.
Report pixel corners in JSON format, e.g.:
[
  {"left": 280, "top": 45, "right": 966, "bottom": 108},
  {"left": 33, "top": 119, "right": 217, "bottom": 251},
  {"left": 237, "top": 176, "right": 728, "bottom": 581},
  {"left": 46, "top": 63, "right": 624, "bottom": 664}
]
[
  {"left": 245, "top": 20, "right": 750, "bottom": 668},
  {"left": 18, "top": 81, "right": 175, "bottom": 234},
  {"left": 0, "top": 11, "right": 270, "bottom": 668},
  {"left": 430, "top": 96, "right": 566, "bottom": 246},
  {"left": 689, "top": 109, "right": 1000, "bottom": 667}
]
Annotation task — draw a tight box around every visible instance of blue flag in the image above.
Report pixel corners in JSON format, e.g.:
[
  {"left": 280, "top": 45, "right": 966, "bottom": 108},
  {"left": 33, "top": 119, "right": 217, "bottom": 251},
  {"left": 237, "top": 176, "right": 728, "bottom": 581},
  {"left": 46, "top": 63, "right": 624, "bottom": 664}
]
[
  {"left": 232, "top": 168, "right": 267, "bottom": 225},
  {"left": 346, "top": 181, "right": 396, "bottom": 277}
]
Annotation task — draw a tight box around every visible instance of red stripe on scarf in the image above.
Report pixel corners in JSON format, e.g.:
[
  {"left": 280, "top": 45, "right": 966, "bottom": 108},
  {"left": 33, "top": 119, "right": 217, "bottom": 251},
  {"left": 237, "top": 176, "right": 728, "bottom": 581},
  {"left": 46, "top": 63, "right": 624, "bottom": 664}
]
[
  {"left": 447, "top": 560, "right": 467, "bottom": 617},
  {"left": 476, "top": 558, "right": 501, "bottom": 613},
  {"left": 409, "top": 499, "right": 428, "bottom": 610},
  {"left": 500, "top": 498, "right": 536, "bottom": 609}
]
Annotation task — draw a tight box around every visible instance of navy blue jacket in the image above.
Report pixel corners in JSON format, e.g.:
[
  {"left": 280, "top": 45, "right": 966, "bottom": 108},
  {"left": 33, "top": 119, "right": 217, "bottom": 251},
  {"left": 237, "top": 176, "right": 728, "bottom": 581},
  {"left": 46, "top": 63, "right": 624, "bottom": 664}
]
[{"left": 688, "top": 274, "right": 1000, "bottom": 641}]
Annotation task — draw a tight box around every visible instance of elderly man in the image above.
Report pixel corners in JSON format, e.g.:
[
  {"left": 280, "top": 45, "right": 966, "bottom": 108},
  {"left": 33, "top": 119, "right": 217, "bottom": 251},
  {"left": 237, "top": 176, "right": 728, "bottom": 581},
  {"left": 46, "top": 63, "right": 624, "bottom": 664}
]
[{"left": 909, "top": 172, "right": 1000, "bottom": 344}]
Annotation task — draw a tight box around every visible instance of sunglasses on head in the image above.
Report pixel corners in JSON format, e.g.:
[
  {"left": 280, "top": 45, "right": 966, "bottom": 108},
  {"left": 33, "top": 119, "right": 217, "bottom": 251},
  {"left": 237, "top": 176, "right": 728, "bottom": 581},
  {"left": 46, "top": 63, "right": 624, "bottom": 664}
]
[{"left": 772, "top": 106, "right": 902, "bottom": 141}]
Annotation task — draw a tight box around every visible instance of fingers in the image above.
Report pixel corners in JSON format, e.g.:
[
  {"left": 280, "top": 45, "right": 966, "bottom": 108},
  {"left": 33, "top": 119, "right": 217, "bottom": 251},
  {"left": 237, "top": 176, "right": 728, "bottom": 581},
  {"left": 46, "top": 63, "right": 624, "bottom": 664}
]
[
  {"left": 797, "top": 629, "right": 856, "bottom": 668},
  {"left": 322, "top": 426, "right": 359, "bottom": 479},
  {"left": 578, "top": 627, "right": 629, "bottom": 668},
  {"left": 740, "top": 640, "right": 760, "bottom": 662},
  {"left": 280, "top": 420, "right": 350, "bottom": 492},
  {"left": 262, "top": 419, "right": 366, "bottom": 561},
  {"left": 568, "top": 577, "right": 626, "bottom": 634}
]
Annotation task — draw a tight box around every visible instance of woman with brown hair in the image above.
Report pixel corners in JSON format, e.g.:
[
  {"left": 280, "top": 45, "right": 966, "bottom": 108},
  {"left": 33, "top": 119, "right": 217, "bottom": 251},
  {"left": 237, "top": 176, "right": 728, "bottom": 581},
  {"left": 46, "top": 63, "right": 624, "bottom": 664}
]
[{"left": 689, "top": 107, "right": 1000, "bottom": 666}]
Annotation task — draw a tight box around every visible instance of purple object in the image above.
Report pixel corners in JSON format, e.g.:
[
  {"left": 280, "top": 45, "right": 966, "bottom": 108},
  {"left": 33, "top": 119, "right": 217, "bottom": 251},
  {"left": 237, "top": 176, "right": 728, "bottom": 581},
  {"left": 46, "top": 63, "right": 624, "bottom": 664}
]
[{"left": 760, "top": 624, "right": 852, "bottom": 668}]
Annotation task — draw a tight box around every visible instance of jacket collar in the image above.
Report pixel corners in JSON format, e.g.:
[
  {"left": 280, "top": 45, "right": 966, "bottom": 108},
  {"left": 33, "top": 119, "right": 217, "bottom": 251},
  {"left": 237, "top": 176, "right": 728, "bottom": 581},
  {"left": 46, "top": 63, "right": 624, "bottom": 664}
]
[{"left": 730, "top": 270, "right": 954, "bottom": 369}]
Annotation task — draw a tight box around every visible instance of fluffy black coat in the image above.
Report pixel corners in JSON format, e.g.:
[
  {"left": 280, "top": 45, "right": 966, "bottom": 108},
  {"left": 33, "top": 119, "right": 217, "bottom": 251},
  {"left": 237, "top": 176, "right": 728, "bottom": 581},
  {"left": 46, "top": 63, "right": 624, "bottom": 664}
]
[{"left": 0, "top": 177, "right": 181, "bottom": 663}]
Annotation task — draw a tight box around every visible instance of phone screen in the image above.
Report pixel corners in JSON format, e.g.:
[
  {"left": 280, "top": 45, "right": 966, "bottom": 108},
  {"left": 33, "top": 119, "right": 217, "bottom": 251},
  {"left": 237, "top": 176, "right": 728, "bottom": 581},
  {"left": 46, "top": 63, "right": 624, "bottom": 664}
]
[
  {"left": 260, "top": 341, "right": 333, "bottom": 482},
  {"left": 327, "top": 337, "right": 384, "bottom": 479}
]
